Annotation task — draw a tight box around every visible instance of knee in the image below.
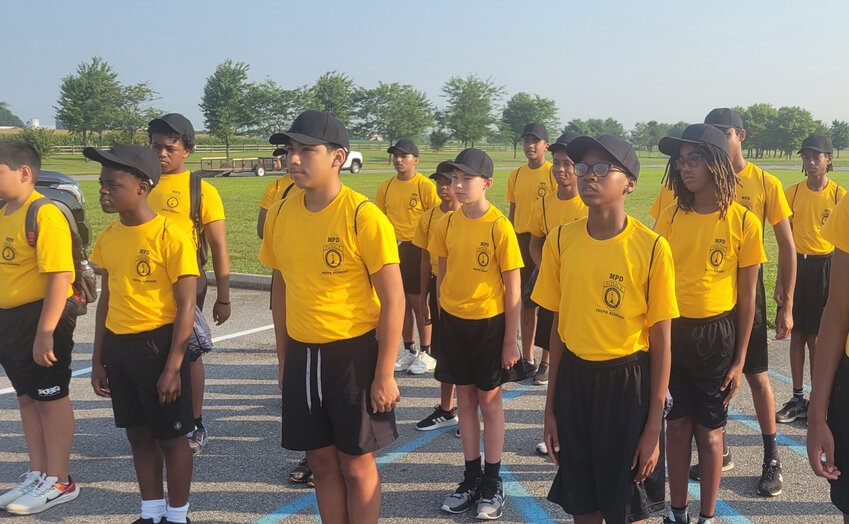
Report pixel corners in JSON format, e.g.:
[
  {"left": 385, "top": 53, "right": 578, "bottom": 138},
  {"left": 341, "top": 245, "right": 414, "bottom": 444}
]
[
  {"left": 126, "top": 426, "right": 154, "bottom": 447},
  {"left": 666, "top": 420, "right": 691, "bottom": 445},
  {"left": 746, "top": 373, "right": 770, "bottom": 394},
  {"left": 337, "top": 454, "right": 376, "bottom": 484}
]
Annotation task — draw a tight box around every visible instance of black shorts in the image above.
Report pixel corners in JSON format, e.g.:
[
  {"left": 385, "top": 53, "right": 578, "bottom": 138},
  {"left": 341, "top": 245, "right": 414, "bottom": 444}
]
[
  {"left": 435, "top": 310, "right": 506, "bottom": 391},
  {"left": 516, "top": 233, "right": 536, "bottom": 306},
  {"left": 790, "top": 253, "right": 831, "bottom": 335},
  {"left": 398, "top": 241, "right": 422, "bottom": 295},
  {"left": 0, "top": 298, "right": 77, "bottom": 401},
  {"left": 426, "top": 275, "right": 441, "bottom": 358},
  {"left": 668, "top": 311, "right": 735, "bottom": 429},
  {"left": 534, "top": 307, "right": 555, "bottom": 351},
  {"left": 743, "top": 265, "right": 768, "bottom": 374},
  {"left": 282, "top": 330, "right": 397, "bottom": 456},
  {"left": 828, "top": 354, "right": 849, "bottom": 514},
  {"left": 103, "top": 324, "right": 194, "bottom": 439},
  {"left": 547, "top": 349, "right": 657, "bottom": 524}
]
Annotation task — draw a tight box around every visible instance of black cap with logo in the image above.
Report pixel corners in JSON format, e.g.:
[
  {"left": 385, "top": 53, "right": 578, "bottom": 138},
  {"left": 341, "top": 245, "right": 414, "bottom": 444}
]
[
  {"left": 430, "top": 161, "right": 454, "bottom": 181},
  {"left": 565, "top": 135, "right": 640, "bottom": 180},
  {"left": 148, "top": 113, "right": 195, "bottom": 140},
  {"left": 548, "top": 131, "right": 582, "bottom": 155},
  {"left": 387, "top": 139, "right": 419, "bottom": 157},
  {"left": 659, "top": 124, "right": 730, "bottom": 157},
  {"left": 704, "top": 108, "right": 744, "bottom": 130},
  {"left": 446, "top": 148, "right": 494, "bottom": 178},
  {"left": 269, "top": 110, "right": 350, "bottom": 152},
  {"left": 522, "top": 122, "right": 549, "bottom": 141},
  {"left": 83, "top": 144, "right": 162, "bottom": 187},
  {"left": 798, "top": 134, "right": 833, "bottom": 154}
]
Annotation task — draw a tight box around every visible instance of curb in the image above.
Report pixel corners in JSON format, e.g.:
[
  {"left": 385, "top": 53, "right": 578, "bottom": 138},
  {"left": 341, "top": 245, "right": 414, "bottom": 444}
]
[{"left": 206, "top": 271, "right": 271, "bottom": 291}]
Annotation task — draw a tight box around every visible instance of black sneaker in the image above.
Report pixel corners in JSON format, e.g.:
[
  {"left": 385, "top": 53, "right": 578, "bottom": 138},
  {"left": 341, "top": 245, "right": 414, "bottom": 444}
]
[
  {"left": 520, "top": 359, "right": 538, "bottom": 379},
  {"left": 441, "top": 470, "right": 482, "bottom": 513},
  {"left": 416, "top": 405, "right": 458, "bottom": 431},
  {"left": 662, "top": 516, "right": 694, "bottom": 524},
  {"left": 476, "top": 476, "right": 505, "bottom": 520},
  {"left": 131, "top": 519, "right": 155, "bottom": 524},
  {"left": 757, "top": 459, "right": 783, "bottom": 496},
  {"left": 688, "top": 450, "right": 734, "bottom": 481},
  {"left": 288, "top": 457, "right": 312, "bottom": 484},
  {"left": 533, "top": 362, "right": 550, "bottom": 385},
  {"left": 776, "top": 397, "right": 808, "bottom": 423}
]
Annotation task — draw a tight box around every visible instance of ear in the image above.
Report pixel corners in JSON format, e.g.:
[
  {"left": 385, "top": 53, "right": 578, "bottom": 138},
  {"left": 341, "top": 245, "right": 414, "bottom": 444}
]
[
  {"left": 483, "top": 177, "right": 494, "bottom": 190},
  {"left": 624, "top": 176, "right": 637, "bottom": 195},
  {"left": 19, "top": 165, "right": 33, "bottom": 183},
  {"left": 412, "top": 156, "right": 419, "bottom": 165},
  {"left": 331, "top": 148, "right": 346, "bottom": 169},
  {"left": 737, "top": 128, "right": 746, "bottom": 143},
  {"left": 542, "top": 141, "right": 550, "bottom": 152}
]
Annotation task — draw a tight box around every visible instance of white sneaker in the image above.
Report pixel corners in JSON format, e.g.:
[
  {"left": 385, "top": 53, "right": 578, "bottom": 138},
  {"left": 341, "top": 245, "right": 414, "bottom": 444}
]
[
  {"left": 0, "top": 470, "right": 41, "bottom": 509},
  {"left": 6, "top": 475, "right": 79, "bottom": 515},
  {"left": 408, "top": 352, "right": 436, "bottom": 375},
  {"left": 536, "top": 441, "right": 548, "bottom": 455},
  {"left": 394, "top": 350, "right": 418, "bottom": 372}
]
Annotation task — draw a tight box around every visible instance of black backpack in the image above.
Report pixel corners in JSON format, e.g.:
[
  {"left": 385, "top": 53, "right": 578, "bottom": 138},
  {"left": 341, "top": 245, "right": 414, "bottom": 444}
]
[
  {"left": 190, "top": 171, "right": 210, "bottom": 267},
  {"left": 0, "top": 197, "right": 98, "bottom": 315}
]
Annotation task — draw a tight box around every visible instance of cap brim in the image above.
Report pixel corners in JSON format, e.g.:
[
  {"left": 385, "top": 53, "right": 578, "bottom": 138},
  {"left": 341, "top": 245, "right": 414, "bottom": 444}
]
[
  {"left": 523, "top": 133, "right": 547, "bottom": 141},
  {"left": 82, "top": 148, "right": 156, "bottom": 186},
  {"left": 566, "top": 137, "right": 635, "bottom": 178},
  {"left": 148, "top": 118, "right": 182, "bottom": 135},
  {"left": 429, "top": 171, "right": 452, "bottom": 180},
  {"left": 387, "top": 146, "right": 417, "bottom": 156},
  {"left": 269, "top": 132, "right": 329, "bottom": 147},
  {"left": 272, "top": 147, "right": 287, "bottom": 157},
  {"left": 548, "top": 143, "right": 569, "bottom": 154},
  {"left": 445, "top": 161, "right": 489, "bottom": 178},
  {"left": 798, "top": 146, "right": 832, "bottom": 154},
  {"left": 658, "top": 136, "right": 705, "bottom": 156}
]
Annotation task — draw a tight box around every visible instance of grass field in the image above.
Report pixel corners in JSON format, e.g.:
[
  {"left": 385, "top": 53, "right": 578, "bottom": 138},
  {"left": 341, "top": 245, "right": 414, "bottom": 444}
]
[{"left": 75, "top": 161, "right": 833, "bottom": 328}]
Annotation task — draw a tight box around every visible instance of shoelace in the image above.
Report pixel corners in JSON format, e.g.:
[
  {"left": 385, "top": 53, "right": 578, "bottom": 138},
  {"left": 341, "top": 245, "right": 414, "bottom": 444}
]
[
  {"left": 29, "top": 479, "right": 56, "bottom": 498},
  {"left": 762, "top": 463, "right": 778, "bottom": 481}
]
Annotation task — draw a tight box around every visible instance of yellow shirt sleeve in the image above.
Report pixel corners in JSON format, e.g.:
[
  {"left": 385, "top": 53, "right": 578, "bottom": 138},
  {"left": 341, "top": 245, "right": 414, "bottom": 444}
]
[
  {"left": 505, "top": 168, "right": 518, "bottom": 203},
  {"left": 354, "top": 202, "right": 400, "bottom": 274},
  {"left": 527, "top": 197, "right": 545, "bottom": 238},
  {"left": 530, "top": 226, "right": 562, "bottom": 312},
  {"left": 412, "top": 209, "right": 431, "bottom": 250},
  {"left": 649, "top": 188, "right": 664, "bottom": 220},
  {"left": 822, "top": 191, "right": 849, "bottom": 253},
  {"left": 420, "top": 179, "right": 441, "bottom": 211},
  {"left": 36, "top": 205, "right": 75, "bottom": 275},
  {"left": 764, "top": 172, "right": 792, "bottom": 226},
  {"left": 259, "top": 200, "right": 285, "bottom": 269},
  {"left": 200, "top": 180, "right": 226, "bottom": 225},
  {"left": 739, "top": 211, "right": 767, "bottom": 268},
  {"left": 645, "top": 236, "right": 678, "bottom": 327},
  {"left": 428, "top": 212, "right": 450, "bottom": 258},
  {"left": 494, "top": 217, "right": 524, "bottom": 272},
  {"left": 259, "top": 177, "right": 282, "bottom": 210},
  {"left": 374, "top": 178, "right": 389, "bottom": 214}
]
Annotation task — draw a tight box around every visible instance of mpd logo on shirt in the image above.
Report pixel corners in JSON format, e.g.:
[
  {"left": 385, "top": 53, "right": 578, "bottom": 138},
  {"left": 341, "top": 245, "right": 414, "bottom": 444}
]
[
  {"left": 822, "top": 208, "right": 832, "bottom": 226},
  {"left": 1, "top": 240, "right": 14, "bottom": 262},
  {"left": 134, "top": 249, "right": 154, "bottom": 282},
  {"left": 475, "top": 242, "right": 491, "bottom": 271},
  {"left": 166, "top": 196, "right": 179, "bottom": 209},
  {"left": 599, "top": 273, "right": 626, "bottom": 319},
  {"left": 409, "top": 193, "right": 419, "bottom": 209},
  {"left": 739, "top": 196, "right": 752, "bottom": 210},
  {"left": 708, "top": 238, "right": 727, "bottom": 271},
  {"left": 537, "top": 183, "right": 548, "bottom": 198},
  {"left": 322, "top": 237, "right": 347, "bottom": 274}
]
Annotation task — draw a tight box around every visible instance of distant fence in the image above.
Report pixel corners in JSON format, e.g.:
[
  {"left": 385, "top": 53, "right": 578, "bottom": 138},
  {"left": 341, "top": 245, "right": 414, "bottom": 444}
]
[{"left": 52, "top": 142, "right": 516, "bottom": 155}]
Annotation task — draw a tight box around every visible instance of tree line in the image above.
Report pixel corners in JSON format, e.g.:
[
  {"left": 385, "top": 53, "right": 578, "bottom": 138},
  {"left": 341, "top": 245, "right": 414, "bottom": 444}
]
[{"left": 3, "top": 57, "right": 848, "bottom": 160}]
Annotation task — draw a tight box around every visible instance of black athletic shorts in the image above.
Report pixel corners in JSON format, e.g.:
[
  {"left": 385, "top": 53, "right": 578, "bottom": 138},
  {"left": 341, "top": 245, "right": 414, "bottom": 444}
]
[
  {"left": 0, "top": 298, "right": 77, "bottom": 401},
  {"left": 427, "top": 275, "right": 441, "bottom": 359},
  {"left": 547, "top": 349, "right": 657, "bottom": 524},
  {"left": 743, "top": 265, "right": 768, "bottom": 374},
  {"left": 516, "top": 232, "right": 537, "bottom": 306},
  {"left": 435, "top": 310, "right": 506, "bottom": 391},
  {"left": 398, "top": 241, "right": 422, "bottom": 295},
  {"left": 103, "top": 324, "right": 193, "bottom": 439},
  {"left": 282, "top": 330, "right": 398, "bottom": 456},
  {"left": 789, "top": 253, "right": 831, "bottom": 335},
  {"left": 534, "top": 307, "right": 555, "bottom": 351},
  {"left": 828, "top": 354, "right": 849, "bottom": 514},
  {"left": 668, "top": 311, "right": 735, "bottom": 429}
]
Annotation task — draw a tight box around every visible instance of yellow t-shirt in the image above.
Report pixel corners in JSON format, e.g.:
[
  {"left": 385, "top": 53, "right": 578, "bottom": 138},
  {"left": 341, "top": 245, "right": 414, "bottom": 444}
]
[
  {"left": 259, "top": 185, "right": 400, "bottom": 344},
  {"left": 90, "top": 215, "right": 199, "bottom": 334},
  {"left": 736, "top": 163, "right": 792, "bottom": 227},
  {"left": 654, "top": 203, "right": 767, "bottom": 319},
  {"left": 532, "top": 216, "right": 679, "bottom": 361},
  {"left": 649, "top": 185, "right": 676, "bottom": 220},
  {"left": 527, "top": 192, "right": 588, "bottom": 237},
  {"left": 412, "top": 206, "right": 447, "bottom": 277},
  {"left": 259, "top": 174, "right": 299, "bottom": 209},
  {"left": 0, "top": 191, "right": 74, "bottom": 309},
  {"left": 820, "top": 196, "right": 849, "bottom": 357},
  {"left": 429, "top": 205, "right": 524, "bottom": 320},
  {"left": 505, "top": 162, "right": 555, "bottom": 234},
  {"left": 785, "top": 180, "right": 846, "bottom": 255},
  {"left": 148, "top": 171, "right": 226, "bottom": 249},
  {"left": 374, "top": 173, "right": 440, "bottom": 242}
]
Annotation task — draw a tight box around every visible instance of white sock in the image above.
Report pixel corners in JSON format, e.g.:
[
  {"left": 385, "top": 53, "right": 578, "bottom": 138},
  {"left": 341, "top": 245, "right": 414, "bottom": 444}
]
[
  {"left": 141, "top": 498, "right": 166, "bottom": 522},
  {"left": 166, "top": 502, "right": 190, "bottom": 523}
]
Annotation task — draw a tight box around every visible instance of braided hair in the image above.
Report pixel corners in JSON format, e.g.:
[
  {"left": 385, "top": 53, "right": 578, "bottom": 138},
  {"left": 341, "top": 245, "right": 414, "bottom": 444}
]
[{"left": 664, "top": 143, "right": 738, "bottom": 220}]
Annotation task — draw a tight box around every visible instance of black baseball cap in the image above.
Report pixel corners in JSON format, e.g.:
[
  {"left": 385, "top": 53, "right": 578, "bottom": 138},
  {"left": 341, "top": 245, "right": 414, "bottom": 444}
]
[
  {"left": 148, "top": 113, "right": 195, "bottom": 140},
  {"left": 445, "top": 148, "right": 494, "bottom": 178},
  {"left": 565, "top": 134, "right": 640, "bottom": 180},
  {"left": 659, "top": 124, "right": 730, "bottom": 157},
  {"left": 387, "top": 139, "right": 419, "bottom": 157},
  {"left": 83, "top": 144, "right": 162, "bottom": 187},
  {"left": 429, "top": 161, "right": 454, "bottom": 181},
  {"left": 269, "top": 110, "right": 350, "bottom": 152},
  {"left": 523, "top": 122, "right": 549, "bottom": 141},
  {"left": 547, "top": 131, "right": 582, "bottom": 155},
  {"left": 272, "top": 147, "right": 287, "bottom": 157},
  {"left": 704, "top": 108, "right": 744, "bottom": 130},
  {"left": 798, "top": 134, "right": 833, "bottom": 154}
]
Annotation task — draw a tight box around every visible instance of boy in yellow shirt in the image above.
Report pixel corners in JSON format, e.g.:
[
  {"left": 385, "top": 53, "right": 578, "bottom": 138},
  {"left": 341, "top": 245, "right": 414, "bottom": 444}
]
[
  {"left": 147, "top": 113, "right": 231, "bottom": 454},
  {"left": 655, "top": 125, "right": 764, "bottom": 524},
  {"left": 777, "top": 135, "right": 846, "bottom": 424},
  {"left": 430, "top": 148, "right": 523, "bottom": 519},
  {"left": 375, "top": 139, "right": 440, "bottom": 374},
  {"left": 534, "top": 134, "right": 677, "bottom": 524},
  {"left": 87, "top": 144, "right": 199, "bottom": 524},
  {"left": 259, "top": 111, "right": 404, "bottom": 524},
  {"left": 507, "top": 123, "right": 553, "bottom": 375},
  {"left": 256, "top": 147, "right": 298, "bottom": 238},
  {"left": 0, "top": 141, "right": 79, "bottom": 515}
]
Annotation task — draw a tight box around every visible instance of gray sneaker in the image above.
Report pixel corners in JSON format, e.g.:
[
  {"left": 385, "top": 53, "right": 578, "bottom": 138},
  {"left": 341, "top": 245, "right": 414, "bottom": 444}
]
[
  {"left": 441, "top": 470, "right": 481, "bottom": 513},
  {"left": 533, "top": 362, "right": 550, "bottom": 385},
  {"left": 757, "top": 459, "right": 783, "bottom": 497},
  {"left": 776, "top": 397, "right": 808, "bottom": 423},
  {"left": 476, "top": 476, "right": 505, "bottom": 520}
]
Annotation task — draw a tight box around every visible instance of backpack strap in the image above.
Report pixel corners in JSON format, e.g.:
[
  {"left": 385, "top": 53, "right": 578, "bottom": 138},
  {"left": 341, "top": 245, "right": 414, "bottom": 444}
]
[
  {"left": 190, "top": 171, "right": 203, "bottom": 233},
  {"left": 645, "top": 235, "right": 661, "bottom": 302},
  {"left": 541, "top": 195, "right": 549, "bottom": 234},
  {"left": 281, "top": 182, "right": 295, "bottom": 200},
  {"left": 25, "top": 198, "right": 81, "bottom": 247}
]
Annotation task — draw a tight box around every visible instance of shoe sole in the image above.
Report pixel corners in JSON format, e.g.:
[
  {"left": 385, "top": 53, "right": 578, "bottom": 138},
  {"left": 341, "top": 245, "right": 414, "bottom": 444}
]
[
  {"left": 688, "top": 461, "right": 734, "bottom": 481},
  {"left": 476, "top": 500, "right": 505, "bottom": 520},
  {"left": 407, "top": 367, "right": 434, "bottom": 375},
  {"left": 442, "top": 502, "right": 475, "bottom": 514},
  {"left": 757, "top": 487, "right": 782, "bottom": 497},
  {"left": 416, "top": 419, "right": 458, "bottom": 431},
  {"left": 532, "top": 379, "right": 548, "bottom": 385},
  {"left": 776, "top": 413, "right": 807, "bottom": 423},
  {"left": 6, "top": 488, "right": 79, "bottom": 515},
  {"left": 289, "top": 475, "right": 311, "bottom": 484}
]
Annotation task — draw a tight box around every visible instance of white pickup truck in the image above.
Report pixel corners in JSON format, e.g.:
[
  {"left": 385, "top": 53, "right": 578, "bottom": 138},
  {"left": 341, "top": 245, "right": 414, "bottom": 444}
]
[{"left": 342, "top": 150, "right": 363, "bottom": 173}]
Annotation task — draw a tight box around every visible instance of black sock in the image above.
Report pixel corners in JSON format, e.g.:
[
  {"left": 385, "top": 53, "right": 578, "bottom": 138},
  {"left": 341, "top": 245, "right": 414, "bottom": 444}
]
[
  {"left": 763, "top": 433, "right": 779, "bottom": 462},
  {"left": 793, "top": 388, "right": 804, "bottom": 400},
  {"left": 670, "top": 505, "right": 687, "bottom": 522},
  {"left": 465, "top": 456, "right": 482, "bottom": 476},
  {"left": 421, "top": 344, "right": 431, "bottom": 354},
  {"left": 194, "top": 417, "right": 203, "bottom": 430},
  {"left": 698, "top": 513, "right": 715, "bottom": 524},
  {"left": 721, "top": 426, "right": 729, "bottom": 455},
  {"left": 404, "top": 341, "right": 415, "bottom": 353},
  {"left": 483, "top": 461, "right": 501, "bottom": 480}
]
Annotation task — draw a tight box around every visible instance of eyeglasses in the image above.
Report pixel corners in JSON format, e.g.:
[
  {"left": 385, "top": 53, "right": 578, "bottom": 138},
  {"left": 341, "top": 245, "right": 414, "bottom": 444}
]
[
  {"left": 573, "top": 162, "right": 627, "bottom": 178},
  {"left": 674, "top": 152, "right": 705, "bottom": 171}
]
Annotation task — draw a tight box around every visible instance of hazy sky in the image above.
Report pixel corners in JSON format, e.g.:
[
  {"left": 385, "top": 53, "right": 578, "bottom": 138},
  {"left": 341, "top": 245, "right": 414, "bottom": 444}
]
[{"left": 2, "top": 0, "right": 846, "bottom": 131}]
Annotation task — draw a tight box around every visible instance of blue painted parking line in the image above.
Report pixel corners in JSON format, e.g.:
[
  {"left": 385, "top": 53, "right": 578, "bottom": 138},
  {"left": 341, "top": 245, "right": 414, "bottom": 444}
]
[
  {"left": 768, "top": 369, "right": 812, "bottom": 393},
  {"left": 728, "top": 408, "right": 808, "bottom": 459},
  {"left": 687, "top": 479, "right": 756, "bottom": 524},
  {"left": 501, "top": 465, "right": 557, "bottom": 523}
]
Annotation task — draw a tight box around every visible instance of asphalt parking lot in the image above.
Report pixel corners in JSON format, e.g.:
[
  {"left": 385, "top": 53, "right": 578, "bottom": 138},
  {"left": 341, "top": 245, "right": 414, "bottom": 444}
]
[{"left": 0, "top": 279, "right": 842, "bottom": 523}]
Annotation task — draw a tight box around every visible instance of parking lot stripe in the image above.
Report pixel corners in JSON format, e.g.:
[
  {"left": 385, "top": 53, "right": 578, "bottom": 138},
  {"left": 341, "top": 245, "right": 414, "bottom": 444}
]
[
  {"left": 768, "top": 369, "right": 812, "bottom": 393},
  {"left": 729, "top": 408, "right": 808, "bottom": 459}
]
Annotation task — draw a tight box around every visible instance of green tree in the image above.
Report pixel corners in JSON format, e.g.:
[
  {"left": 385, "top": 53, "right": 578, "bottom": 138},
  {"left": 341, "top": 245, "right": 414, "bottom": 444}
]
[
  {"left": 630, "top": 121, "right": 668, "bottom": 152},
  {"left": 199, "top": 59, "right": 254, "bottom": 158},
  {"left": 739, "top": 103, "right": 778, "bottom": 157},
  {"left": 302, "top": 71, "right": 357, "bottom": 126},
  {"left": 54, "top": 56, "right": 122, "bottom": 148},
  {"left": 499, "top": 92, "right": 558, "bottom": 158},
  {"left": 665, "top": 121, "right": 689, "bottom": 139},
  {"left": 831, "top": 120, "right": 849, "bottom": 157},
  {"left": 774, "top": 106, "right": 817, "bottom": 160},
  {"left": 16, "top": 127, "right": 55, "bottom": 158},
  {"left": 112, "top": 83, "right": 159, "bottom": 144},
  {"left": 564, "top": 118, "right": 624, "bottom": 137},
  {"left": 246, "top": 79, "right": 304, "bottom": 135},
  {"left": 354, "top": 82, "right": 433, "bottom": 146},
  {"left": 429, "top": 129, "right": 450, "bottom": 153},
  {"left": 441, "top": 75, "right": 504, "bottom": 147},
  {"left": 0, "top": 102, "right": 24, "bottom": 127}
]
